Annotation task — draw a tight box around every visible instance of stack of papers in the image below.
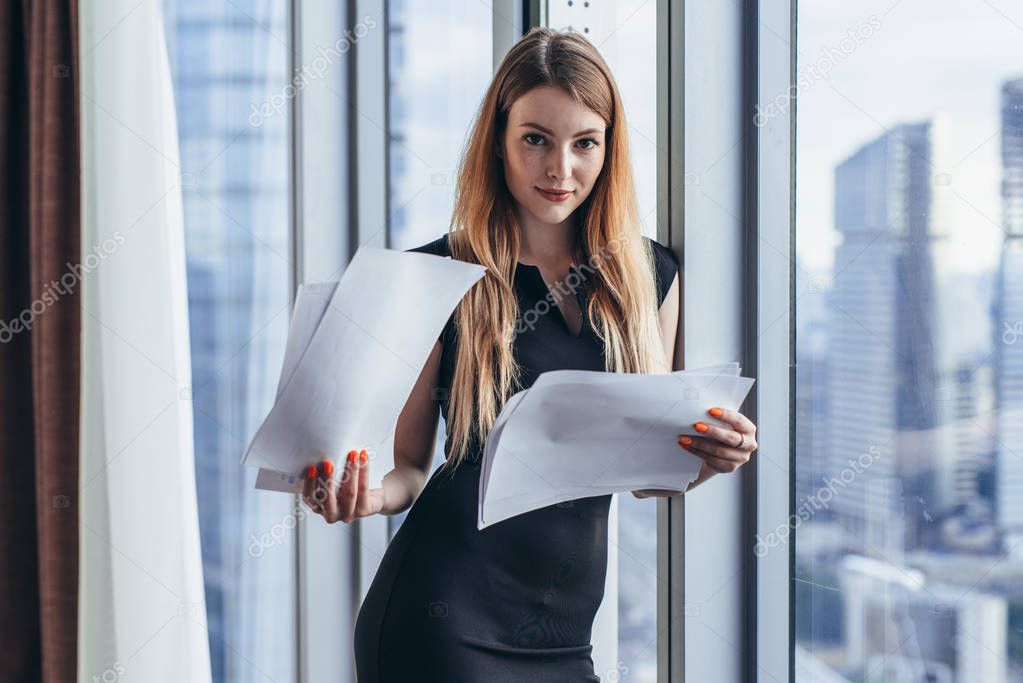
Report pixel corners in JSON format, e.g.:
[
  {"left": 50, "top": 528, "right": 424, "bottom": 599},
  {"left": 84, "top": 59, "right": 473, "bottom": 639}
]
[
  {"left": 241, "top": 245, "right": 487, "bottom": 492},
  {"left": 477, "top": 363, "right": 755, "bottom": 529}
]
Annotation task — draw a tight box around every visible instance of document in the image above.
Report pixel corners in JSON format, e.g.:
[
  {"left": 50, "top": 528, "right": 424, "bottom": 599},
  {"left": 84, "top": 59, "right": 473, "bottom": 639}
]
[
  {"left": 477, "top": 363, "right": 755, "bottom": 529},
  {"left": 242, "top": 245, "right": 487, "bottom": 491},
  {"left": 254, "top": 280, "right": 338, "bottom": 493}
]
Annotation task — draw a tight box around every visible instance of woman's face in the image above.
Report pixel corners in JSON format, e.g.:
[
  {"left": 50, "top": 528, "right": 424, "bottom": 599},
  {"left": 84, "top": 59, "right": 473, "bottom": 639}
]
[{"left": 498, "top": 86, "right": 607, "bottom": 228}]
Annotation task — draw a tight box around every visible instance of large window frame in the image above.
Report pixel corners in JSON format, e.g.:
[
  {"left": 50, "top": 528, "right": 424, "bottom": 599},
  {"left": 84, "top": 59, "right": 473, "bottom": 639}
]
[{"left": 286, "top": 1, "right": 796, "bottom": 681}]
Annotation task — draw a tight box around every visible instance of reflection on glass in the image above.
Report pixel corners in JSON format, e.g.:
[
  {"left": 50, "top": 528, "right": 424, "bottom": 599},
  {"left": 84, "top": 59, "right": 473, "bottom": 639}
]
[
  {"left": 795, "top": 3, "right": 1023, "bottom": 681},
  {"left": 385, "top": 0, "right": 493, "bottom": 535},
  {"left": 163, "top": 2, "right": 295, "bottom": 681}
]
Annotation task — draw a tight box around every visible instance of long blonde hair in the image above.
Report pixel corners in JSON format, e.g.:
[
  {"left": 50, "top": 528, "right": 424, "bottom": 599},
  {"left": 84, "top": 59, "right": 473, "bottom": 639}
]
[{"left": 441, "top": 26, "right": 668, "bottom": 472}]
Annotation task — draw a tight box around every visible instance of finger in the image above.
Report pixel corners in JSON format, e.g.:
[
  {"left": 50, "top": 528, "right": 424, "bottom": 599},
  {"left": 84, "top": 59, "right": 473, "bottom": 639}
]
[
  {"left": 316, "top": 458, "right": 339, "bottom": 522},
  {"left": 679, "top": 435, "right": 747, "bottom": 462},
  {"left": 693, "top": 436, "right": 751, "bottom": 462},
  {"left": 705, "top": 407, "right": 756, "bottom": 435},
  {"left": 339, "top": 449, "right": 361, "bottom": 522},
  {"left": 691, "top": 423, "right": 747, "bottom": 450},
  {"left": 633, "top": 488, "right": 682, "bottom": 498},
  {"left": 686, "top": 443, "right": 743, "bottom": 473},
  {"left": 679, "top": 439, "right": 744, "bottom": 466},
  {"left": 354, "top": 449, "right": 373, "bottom": 516},
  {"left": 301, "top": 464, "right": 319, "bottom": 511}
]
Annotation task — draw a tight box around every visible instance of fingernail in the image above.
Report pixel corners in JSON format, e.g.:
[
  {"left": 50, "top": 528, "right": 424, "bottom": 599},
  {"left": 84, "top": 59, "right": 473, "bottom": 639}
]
[
  {"left": 359, "top": 449, "right": 368, "bottom": 463},
  {"left": 321, "top": 460, "right": 334, "bottom": 477},
  {"left": 347, "top": 450, "right": 358, "bottom": 463},
  {"left": 694, "top": 422, "right": 709, "bottom": 433},
  {"left": 679, "top": 436, "right": 693, "bottom": 446},
  {"left": 306, "top": 465, "right": 318, "bottom": 479},
  {"left": 708, "top": 407, "right": 723, "bottom": 417}
]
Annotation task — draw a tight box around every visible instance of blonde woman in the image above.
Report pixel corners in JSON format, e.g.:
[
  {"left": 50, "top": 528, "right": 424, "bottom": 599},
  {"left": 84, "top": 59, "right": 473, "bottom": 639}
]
[{"left": 301, "top": 26, "right": 758, "bottom": 682}]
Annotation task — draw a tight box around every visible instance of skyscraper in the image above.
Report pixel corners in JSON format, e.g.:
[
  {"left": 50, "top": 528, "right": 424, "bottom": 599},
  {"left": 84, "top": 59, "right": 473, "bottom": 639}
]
[
  {"left": 994, "top": 78, "right": 1023, "bottom": 556},
  {"left": 827, "top": 119, "right": 954, "bottom": 557}
]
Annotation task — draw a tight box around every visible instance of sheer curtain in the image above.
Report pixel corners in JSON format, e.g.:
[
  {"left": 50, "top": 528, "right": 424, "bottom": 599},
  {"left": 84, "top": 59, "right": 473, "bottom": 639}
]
[{"left": 78, "top": 1, "right": 211, "bottom": 680}]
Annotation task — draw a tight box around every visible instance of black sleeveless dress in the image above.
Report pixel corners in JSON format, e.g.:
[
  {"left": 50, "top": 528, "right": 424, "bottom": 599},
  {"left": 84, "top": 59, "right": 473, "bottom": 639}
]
[{"left": 353, "top": 233, "right": 679, "bottom": 682}]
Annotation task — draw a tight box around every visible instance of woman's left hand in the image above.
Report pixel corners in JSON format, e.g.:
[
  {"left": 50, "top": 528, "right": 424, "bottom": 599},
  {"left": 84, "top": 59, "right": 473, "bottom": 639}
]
[{"left": 632, "top": 406, "right": 758, "bottom": 498}]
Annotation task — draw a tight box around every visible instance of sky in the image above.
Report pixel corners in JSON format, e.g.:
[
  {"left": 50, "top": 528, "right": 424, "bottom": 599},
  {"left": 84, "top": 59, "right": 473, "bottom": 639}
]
[{"left": 796, "top": 0, "right": 1023, "bottom": 273}]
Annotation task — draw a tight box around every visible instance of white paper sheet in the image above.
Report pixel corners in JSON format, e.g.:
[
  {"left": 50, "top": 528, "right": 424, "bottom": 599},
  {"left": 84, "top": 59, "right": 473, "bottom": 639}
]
[
  {"left": 241, "top": 245, "right": 486, "bottom": 491},
  {"left": 478, "top": 364, "right": 755, "bottom": 529},
  {"left": 254, "top": 281, "right": 339, "bottom": 492},
  {"left": 476, "top": 363, "right": 741, "bottom": 501}
]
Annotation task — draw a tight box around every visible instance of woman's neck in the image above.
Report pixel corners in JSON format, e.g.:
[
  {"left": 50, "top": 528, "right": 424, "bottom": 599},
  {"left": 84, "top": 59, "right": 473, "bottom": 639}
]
[{"left": 516, "top": 213, "right": 582, "bottom": 267}]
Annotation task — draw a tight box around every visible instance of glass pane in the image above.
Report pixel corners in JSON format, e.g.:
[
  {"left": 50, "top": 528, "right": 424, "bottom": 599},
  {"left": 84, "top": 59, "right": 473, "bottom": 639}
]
[
  {"left": 547, "top": 4, "right": 659, "bottom": 681},
  {"left": 795, "top": 3, "right": 1023, "bottom": 681},
  {"left": 385, "top": 0, "right": 493, "bottom": 534},
  {"left": 163, "top": 2, "right": 295, "bottom": 681}
]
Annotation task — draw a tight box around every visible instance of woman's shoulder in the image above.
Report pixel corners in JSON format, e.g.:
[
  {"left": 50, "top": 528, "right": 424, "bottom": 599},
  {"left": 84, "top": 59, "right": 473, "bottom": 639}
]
[
  {"left": 405, "top": 233, "right": 452, "bottom": 258},
  {"left": 643, "top": 235, "right": 678, "bottom": 265},
  {"left": 405, "top": 233, "right": 458, "bottom": 346},
  {"left": 642, "top": 235, "right": 679, "bottom": 306}
]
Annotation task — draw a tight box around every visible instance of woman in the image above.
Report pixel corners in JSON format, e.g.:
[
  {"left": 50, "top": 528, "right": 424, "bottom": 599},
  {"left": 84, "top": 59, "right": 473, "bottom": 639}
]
[{"left": 300, "top": 26, "right": 758, "bottom": 682}]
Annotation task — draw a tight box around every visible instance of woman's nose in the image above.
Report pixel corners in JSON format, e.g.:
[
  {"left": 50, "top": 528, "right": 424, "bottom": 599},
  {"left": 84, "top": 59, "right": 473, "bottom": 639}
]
[{"left": 546, "top": 147, "right": 572, "bottom": 181}]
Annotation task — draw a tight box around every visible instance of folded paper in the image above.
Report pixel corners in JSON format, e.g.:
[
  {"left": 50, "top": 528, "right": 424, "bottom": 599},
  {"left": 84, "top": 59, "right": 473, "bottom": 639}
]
[
  {"left": 241, "top": 245, "right": 487, "bottom": 491},
  {"left": 477, "top": 363, "right": 755, "bottom": 529}
]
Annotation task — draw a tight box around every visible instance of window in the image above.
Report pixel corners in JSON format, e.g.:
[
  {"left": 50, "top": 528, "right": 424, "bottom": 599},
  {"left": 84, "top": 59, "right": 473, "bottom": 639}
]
[
  {"left": 795, "top": 2, "right": 1023, "bottom": 680},
  {"left": 163, "top": 2, "right": 295, "bottom": 681}
]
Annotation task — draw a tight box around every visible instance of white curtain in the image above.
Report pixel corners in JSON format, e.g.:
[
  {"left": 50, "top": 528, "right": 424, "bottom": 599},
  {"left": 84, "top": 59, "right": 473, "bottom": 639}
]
[{"left": 78, "top": 1, "right": 212, "bottom": 681}]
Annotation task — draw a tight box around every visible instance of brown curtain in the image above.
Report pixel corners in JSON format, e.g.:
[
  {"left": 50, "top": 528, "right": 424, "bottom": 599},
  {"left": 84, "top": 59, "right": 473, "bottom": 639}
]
[{"left": 0, "top": 1, "right": 80, "bottom": 681}]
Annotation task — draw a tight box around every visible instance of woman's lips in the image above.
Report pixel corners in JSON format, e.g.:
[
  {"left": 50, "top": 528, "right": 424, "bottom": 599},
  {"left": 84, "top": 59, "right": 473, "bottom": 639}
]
[{"left": 536, "top": 187, "right": 572, "bottom": 202}]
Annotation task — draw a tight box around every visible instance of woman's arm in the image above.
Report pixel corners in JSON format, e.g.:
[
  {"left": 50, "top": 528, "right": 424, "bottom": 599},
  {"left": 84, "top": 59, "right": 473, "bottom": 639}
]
[
  {"left": 656, "top": 271, "right": 680, "bottom": 372},
  {"left": 379, "top": 339, "right": 444, "bottom": 515}
]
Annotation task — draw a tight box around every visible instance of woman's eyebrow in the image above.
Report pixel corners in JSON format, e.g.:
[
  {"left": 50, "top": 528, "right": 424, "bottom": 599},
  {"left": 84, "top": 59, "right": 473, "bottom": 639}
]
[{"left": 520, "top": 122, "right": 602, "bottom": 137}]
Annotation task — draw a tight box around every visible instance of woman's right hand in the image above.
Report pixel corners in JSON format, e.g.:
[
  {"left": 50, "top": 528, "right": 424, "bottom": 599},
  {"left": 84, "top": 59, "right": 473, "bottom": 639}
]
[{"left": 300, "top": 449, "right": 385, "bottom": 523}]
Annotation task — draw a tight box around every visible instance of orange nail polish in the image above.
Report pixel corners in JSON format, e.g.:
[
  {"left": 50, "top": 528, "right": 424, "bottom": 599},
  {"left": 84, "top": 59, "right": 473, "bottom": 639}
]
[
  {"left": 694, "top": 422, "right": 709, "bottom": 433},
  {"left": 708, "top": 407, "right": 723, "bottom": 417},
  {"left": 321, "top": 460, "right": 334, "bottom": 477},
  {"left": 306, "top": 465, "right": 318, "bottom": 479},
  {"left": 679, "top": 436, "right": 693, "bottom": 446},
  {"left": 359, "top": 450, "right": 368, "bottom": 463},
  {"left": 347, "top": 450, "right": 358, "bottom": 463}
]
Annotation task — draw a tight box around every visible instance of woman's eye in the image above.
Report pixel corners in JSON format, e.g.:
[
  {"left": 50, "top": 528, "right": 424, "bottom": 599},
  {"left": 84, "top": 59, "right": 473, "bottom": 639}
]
[{"left": 523, "top": 134, "right": 599, "bottom": 149}]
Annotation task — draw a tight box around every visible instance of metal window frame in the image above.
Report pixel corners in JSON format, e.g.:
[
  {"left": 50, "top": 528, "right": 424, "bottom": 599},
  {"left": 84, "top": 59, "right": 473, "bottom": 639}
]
[
  {"left": 657, "top": 0, "right": 794, "bottom": 682},
  {"left": 751, "top": 2, "right": 796, "bottom": 681}
]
